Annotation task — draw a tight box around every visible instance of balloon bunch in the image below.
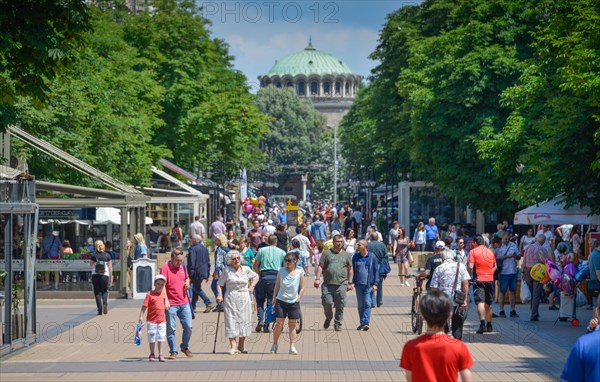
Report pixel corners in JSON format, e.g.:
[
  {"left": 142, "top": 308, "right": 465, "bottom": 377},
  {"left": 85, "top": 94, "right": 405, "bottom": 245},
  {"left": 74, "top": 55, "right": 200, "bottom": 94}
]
[
  {"left": 241, "top": 194, "right": 267, "bottom": 220},
  {"left": 545, "top": 257, "right": 578, "bottom": 296}
]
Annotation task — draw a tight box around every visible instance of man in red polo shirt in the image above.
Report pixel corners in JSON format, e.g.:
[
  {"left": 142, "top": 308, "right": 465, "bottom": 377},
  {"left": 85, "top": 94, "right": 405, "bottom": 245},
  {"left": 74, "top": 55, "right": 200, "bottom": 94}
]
[
  {"left": 160, "top": 249, "right": 193, "bottom": 359},
  {"left": 468, "top": 234, "right": 497, "bottom": 334}
]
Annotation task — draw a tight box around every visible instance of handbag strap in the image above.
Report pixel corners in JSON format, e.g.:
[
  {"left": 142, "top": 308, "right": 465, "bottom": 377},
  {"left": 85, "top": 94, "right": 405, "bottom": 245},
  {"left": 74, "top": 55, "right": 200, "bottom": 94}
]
[{"left": 453, "top": 259, "right": 461, "bottom": 292}]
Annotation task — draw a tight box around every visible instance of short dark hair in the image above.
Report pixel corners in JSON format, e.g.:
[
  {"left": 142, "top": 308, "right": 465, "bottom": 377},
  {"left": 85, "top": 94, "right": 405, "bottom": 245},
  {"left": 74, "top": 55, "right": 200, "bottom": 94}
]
[
  {"left": 444, "top": 235, "right": 453, "bottom": 246},
  {"left": 292, "top": 238, "right": 300, "bottom": 248},
  {"left": 492, "top": 236, "right": 501, "bottom": 245},
  {"left": 296, "top": 226, "right": 303, "bottom": 234},
  {"left": 419, "top": 290, "right": 452, "bottom": 327},
  {"left": 285, "top": 251, "right": 299, "bottom": 262},
  {"left": 473, "top": 234, "right": 484, "bottom": 246}
]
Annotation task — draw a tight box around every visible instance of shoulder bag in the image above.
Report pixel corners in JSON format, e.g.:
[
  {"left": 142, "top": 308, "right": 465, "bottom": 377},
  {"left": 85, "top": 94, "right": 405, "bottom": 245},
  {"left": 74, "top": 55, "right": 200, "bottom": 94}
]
[{"left": 452, "top": 262, "right": 466, "bottom": 305}]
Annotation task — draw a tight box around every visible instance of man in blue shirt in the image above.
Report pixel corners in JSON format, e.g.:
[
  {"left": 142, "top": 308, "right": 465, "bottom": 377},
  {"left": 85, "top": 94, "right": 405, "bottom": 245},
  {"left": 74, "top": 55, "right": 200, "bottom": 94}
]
[
  {"left": 561, "top": 295, "right": 600, "bottom": 382},
  {"left": 424, "top": 217, "right": 439, "bottom": 252},
  {"left": 588, "top": 238, "right": 600, "bottom": 308},
  {"left": 310, "top": 214, "right": 327, "bottom": 252},
  {"left": 352, "top": 239, "right": 379, "bottom": 331}
]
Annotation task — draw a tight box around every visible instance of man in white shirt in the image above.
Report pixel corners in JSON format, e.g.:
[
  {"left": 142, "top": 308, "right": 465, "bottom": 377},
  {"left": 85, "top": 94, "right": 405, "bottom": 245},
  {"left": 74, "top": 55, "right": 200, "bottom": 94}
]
[
  {"left": 430, "top": 250, "right": 470, "bottom": 339},
  {"left": 188, "top": 216, "right": 206, "bottom": 242}
]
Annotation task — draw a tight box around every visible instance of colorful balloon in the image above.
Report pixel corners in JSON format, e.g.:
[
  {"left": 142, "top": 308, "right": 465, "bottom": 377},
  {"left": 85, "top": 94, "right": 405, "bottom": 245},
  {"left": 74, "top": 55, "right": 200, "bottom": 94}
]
[{"left": 530, "top": 263, "right": 547, "bottom": 282}]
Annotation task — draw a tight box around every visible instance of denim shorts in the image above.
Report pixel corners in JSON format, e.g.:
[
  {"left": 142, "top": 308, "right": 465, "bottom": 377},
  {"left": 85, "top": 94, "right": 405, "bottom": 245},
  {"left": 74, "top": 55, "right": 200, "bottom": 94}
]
[{"left": 499, "top": 273, "right": 518, "bottom": 293}]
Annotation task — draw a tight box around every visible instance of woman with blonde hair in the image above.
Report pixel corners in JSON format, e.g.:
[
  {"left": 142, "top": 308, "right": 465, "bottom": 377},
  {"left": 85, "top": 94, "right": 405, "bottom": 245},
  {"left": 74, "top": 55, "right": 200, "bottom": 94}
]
[
  {"left": 90, "top": 240, "right": 113, "bottom": 315},
  {"left": 134, "top": 233, "right": 148, "bottom": 260}
]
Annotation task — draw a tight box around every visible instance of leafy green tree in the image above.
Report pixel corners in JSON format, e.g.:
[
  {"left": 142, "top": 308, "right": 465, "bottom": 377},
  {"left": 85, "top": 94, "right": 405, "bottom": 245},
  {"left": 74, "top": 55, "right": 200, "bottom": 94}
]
[
  {"left": 0, "top": 0, "right": 91, "bottom": 130},
  {"left": 11, "top": 6, "right": 167, "bottom": 186},
  {"left": 478, "top": 0, "right": 600, "bottom": 212},
  {"left": 121, "top": 0, "right": 269, "bottom": 174},
  {"left": 255, "top": 86, "right": 332, "bottom": 198},
  {"left": 255, "top": 86, "right": 327, "bottom": 165},
  {"left": 397, "top": 0, "right": 540, "bottom": 212}
]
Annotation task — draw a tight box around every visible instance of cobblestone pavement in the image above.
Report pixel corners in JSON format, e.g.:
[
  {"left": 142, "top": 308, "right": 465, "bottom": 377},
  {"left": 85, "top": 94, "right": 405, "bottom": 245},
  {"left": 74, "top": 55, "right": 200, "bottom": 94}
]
[{"left": 0, "top": 268, "right": 592, "bottom": 381}]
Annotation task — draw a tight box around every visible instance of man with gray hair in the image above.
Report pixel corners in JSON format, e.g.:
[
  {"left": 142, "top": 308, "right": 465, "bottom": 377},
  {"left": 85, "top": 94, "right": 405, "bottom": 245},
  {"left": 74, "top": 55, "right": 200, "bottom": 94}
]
[
  {"left": 187, "top": 235, "right": 214, "bottom": 314},
  {"left": 522, "top": 233, "right": 553, "bottom": 321},
  {"left": 430, "top": 248, "right": 470, "bottom": 339}
]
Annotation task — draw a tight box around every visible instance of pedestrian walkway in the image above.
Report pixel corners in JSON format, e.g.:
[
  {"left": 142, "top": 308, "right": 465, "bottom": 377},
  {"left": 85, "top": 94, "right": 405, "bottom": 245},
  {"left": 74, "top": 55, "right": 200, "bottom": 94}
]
[{"left": 0, "top": 269, "right": 591, "bottom": 381}]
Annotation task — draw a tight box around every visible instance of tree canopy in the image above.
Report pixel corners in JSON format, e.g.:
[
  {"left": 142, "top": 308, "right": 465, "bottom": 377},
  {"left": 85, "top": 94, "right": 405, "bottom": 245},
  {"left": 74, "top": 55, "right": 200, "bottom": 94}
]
[
  {"left": 8, "top": 0, "right": 269, "bottom": 186},
  {"left": 342, "top": 0, "right": 600, "bottom": 214},
  {"left": 477, "top": 0, "right": 600, "bottom": 213},
  {"left": 0, "top": 0, "right": 91, "bottom": 130}
]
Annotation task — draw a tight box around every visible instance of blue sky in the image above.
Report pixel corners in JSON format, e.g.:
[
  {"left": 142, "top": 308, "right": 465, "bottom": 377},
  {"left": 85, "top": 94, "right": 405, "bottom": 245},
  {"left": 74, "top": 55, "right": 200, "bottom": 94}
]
[{"left": 198, "top": 1, "right": 422, "bottom": 91}]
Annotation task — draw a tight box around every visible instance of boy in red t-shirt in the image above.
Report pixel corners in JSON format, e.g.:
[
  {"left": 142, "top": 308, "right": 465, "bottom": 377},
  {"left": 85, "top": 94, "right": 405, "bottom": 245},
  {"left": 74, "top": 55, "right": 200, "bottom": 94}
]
[
  {"left": 400, "top": 290, "right": 473, "bottom": 382},
  {"left": 139, "top": 274, "right": 170, "bottom": 361}
]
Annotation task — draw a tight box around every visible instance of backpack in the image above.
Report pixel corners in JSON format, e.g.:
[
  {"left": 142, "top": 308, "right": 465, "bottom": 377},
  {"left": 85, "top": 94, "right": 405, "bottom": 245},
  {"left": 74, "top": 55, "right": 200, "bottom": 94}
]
[
  {"left": 170, "top": 228, "right": 178, "bottom": 241},
  {"left": 94, "top": 253, "right": 107, "bottom": 274}
]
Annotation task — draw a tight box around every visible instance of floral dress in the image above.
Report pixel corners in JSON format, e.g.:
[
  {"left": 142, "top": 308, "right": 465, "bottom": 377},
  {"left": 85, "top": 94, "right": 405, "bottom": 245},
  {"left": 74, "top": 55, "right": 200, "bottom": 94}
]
[
  {"left": 218, "top": 265, "right": 258, "bottom": 338},
  {"left": 395, "top": 237, "right": 409, "bottom": 264}
]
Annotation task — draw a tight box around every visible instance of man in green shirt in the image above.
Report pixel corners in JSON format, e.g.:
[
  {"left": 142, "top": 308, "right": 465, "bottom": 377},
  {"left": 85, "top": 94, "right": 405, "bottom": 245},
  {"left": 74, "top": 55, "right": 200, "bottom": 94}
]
[
  {"left": 314, "top": 234, "right": 354, "bottom": 331},
  {"left": 253, "top": 235, "right": 286, "bottom": 332}
]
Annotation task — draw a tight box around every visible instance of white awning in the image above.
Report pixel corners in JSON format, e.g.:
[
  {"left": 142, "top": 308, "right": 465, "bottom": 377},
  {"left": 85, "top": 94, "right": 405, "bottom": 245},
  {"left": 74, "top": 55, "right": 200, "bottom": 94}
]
[{"left": 95, "top": 207, "right": 152, "bottom": 225}]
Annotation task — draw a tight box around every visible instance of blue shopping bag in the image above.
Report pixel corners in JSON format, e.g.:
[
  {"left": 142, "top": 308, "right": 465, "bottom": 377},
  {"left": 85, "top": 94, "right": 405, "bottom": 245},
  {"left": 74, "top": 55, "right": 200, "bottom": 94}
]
[
  {"left": 134, "top": 322, "right": 144, "bottom": 346},
  {"left": 265, "top": 302, "right": 276, "bottom": 324}
]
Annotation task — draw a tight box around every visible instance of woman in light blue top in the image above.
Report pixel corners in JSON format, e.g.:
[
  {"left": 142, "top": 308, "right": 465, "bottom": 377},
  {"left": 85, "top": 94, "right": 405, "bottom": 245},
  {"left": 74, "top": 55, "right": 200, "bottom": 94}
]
[{"left": 271, "top": 251, "right": 305, "bottom": 355}]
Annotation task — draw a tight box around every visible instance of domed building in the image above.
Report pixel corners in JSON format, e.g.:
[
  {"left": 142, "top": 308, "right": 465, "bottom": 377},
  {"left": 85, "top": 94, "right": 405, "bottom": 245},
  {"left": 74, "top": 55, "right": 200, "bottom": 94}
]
[{"left": 258, "top": 40, "right": 363, "bottom": 127}]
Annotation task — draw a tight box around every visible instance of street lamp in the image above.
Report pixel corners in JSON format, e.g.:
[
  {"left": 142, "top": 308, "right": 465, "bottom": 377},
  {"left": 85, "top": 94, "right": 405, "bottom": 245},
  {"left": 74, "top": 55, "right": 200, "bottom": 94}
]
[{"left": 328, "top": 123, "right": 338, "bottom": 207}]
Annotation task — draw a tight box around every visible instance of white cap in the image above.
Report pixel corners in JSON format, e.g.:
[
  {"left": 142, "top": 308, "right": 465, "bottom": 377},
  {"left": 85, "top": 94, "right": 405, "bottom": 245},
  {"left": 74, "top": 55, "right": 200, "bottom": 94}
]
[
  {"left": 154, "top": 274, "right": 166, "bottom": 282},
  {"left": 435, "top": 241, "right": 446, "bottom": 250}
]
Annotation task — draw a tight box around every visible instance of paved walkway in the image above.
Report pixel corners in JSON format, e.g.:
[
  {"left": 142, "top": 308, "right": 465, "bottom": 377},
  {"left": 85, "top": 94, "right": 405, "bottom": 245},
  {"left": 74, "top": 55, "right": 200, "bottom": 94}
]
[{"left": 0, "top": 268, "right": 592, "bottom": 381}]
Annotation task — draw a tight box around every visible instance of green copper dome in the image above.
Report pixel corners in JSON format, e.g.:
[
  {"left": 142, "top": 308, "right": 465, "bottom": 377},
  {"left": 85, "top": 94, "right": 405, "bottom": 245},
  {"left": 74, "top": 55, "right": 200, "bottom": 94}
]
[{"left": 266, "top": 42, "right": 354, "bottom": 77}]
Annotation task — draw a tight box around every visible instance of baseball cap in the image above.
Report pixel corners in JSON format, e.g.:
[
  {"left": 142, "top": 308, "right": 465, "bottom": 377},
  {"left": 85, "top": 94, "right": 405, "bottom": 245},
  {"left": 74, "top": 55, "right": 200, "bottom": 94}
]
[
  {"left": 154, "top": 274, "right": 166, "bottom": 282},
  {"left": 435, "top": 240, "right": 446, "bottom": 250}
]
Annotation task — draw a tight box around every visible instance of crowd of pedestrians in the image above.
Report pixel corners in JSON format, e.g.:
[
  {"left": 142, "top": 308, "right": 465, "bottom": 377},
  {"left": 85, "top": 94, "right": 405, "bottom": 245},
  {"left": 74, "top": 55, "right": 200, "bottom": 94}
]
[{"left": 119, "top": 205, "right": 599, "bottom": 381}]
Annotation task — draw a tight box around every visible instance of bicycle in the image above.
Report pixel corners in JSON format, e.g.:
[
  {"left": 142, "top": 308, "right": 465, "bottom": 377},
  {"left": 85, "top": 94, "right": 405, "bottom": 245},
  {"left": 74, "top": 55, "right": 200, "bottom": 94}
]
[{"left": 400, "top": 274, "right": 425, "bottom": 334}]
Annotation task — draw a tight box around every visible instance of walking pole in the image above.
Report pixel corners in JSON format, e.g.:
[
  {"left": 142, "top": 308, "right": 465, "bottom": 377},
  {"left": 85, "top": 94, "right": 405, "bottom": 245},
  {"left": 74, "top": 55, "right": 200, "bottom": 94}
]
[{"left": 212, "top": 308, "right": 221, "bottom": 354}]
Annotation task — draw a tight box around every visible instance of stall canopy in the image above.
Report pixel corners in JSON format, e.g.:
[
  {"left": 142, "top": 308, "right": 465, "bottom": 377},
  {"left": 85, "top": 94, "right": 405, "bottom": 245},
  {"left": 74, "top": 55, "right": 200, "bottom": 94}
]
[
  {"left": 514, "top": 196, "right": 600, "bottom": 225},
  {"left": 95, "top": 207, "right": 153, "bottom": 225}
]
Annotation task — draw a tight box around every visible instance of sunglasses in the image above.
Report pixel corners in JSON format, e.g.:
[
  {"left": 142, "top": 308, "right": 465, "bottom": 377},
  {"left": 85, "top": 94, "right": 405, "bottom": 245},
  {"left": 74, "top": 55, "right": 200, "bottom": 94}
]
[
  {"left": 284, "top": 259, "right": 294, "bottom": 263},
  {"left": 231, "top": 257, "right": 240, "bottom": 261}
]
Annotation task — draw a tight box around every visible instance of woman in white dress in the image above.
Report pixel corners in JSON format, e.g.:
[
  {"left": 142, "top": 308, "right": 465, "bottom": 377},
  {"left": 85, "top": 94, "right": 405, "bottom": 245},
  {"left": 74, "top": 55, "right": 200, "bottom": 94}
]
[{"left": 216, "top": 250, "right": 259, "bottom": 355}]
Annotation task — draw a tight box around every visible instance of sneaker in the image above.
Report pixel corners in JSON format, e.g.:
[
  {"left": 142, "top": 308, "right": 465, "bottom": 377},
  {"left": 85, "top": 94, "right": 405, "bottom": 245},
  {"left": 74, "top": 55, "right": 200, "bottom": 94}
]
[
  {"left": 149, "top": 354, "right": 156, "bottom": 362},
  {"left": 263, "top": 323, "right": 271, "bottom": 333},
  {"left": 237, "top": 347, "right": 248, "bottom": 354},
  {"left": 476, "top": 324, "right": 485, "bottom": 334},
  {"left": 289, "top": 347, "right": 298, "bottom": 355},
  {"left": 323, "top": 320, "right": 331, "bottom": 329},
  {"left": 255, "top": 323, "right": 264, "bottom": 332},
  {"left": 334, "top": 325, "right": 342, "bottom": 332},
  {"left": 181, "top": 348, "right": 193, "bottom": 358},
  {"left": 498, "top": 311, "right": 506, "bottom": 318},
  {"left": 357, "top": 325, "right": 365, "bottom": 331},
  {"left": 204, "top": 304, "right": 216, "bottom": 313},
  {"left": 510, "top": 310, "right": 519, "bottom": 318},
  {"left": 168, "top": 352, "right": 178, "bottom": 360},
  {"left": 403, "top": 282, "right": 410, "bottom": 287},
  {"left": 362, "top": 325, "right": 370, "bottom": 331},
  {"left": 486, "top": 323, "right": 493, "bottom": 332},
  {"left": 549, "top": 305, "right": 559, "bottom": 311},
  {"left": 103, "top": 305, "right": 108, "bottom": 315},
  {"left": 158, "top": 354, "right": 165, "bottom": 362},
  {"left": 227, "top": 348, "right": 239, "bottom": 355},
  {"left": 270, "top": 344, "right": 278, "bottom": 354}
]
